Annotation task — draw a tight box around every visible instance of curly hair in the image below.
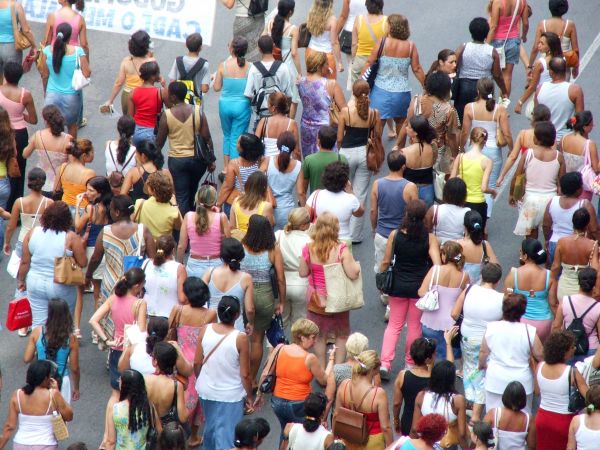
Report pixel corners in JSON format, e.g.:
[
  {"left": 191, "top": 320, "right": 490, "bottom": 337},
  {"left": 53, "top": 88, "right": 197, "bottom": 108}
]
[
  {"left": 543, "top": 330, "right": 575, "bottom": 364},
  {"left": 242, "top": 214, "right": 275, "bottom": 253},
  {"left": 388, "top": 14, "right": 410, "bottom": 40},
  {"left": 322, "top": 161, "right": 350, "bottom": 193},
  {"left": 0, "top": 106, "right": 14, "bottom": 162},
  {"left": 42, "top": 105, "right": 65, "bottom": 136},
  {"left": 502, "top": 293, "right": 527, "bottom": 322},
  {"left": 307, "top": 0, "right": 333, "bottom": 37},
  {"left": 416, "top": 414, "right": 448, "bottom": 446},
  {"left": 306, "top": 50, "right": 328, "bottom": 74},
  {"left": 119, "top": 369, "right": 151, "bottom": 433},
  {"left": 353, "top": 80, "right": 370, "bottom": 121},
  {"left": 128, "top": 30, "right": 151, "bottom": 57},
  {"left": 441, "top": 241, "right": 465, "bottom": 271},
  {"left": 40, "top": 201, "right": 73, "bottom": 232},
  {"left": 146, "top": 171, "right": 173, "bottom": 203},
  {"left": 309, "top": 212, "right": 340, "bottom": 261}
]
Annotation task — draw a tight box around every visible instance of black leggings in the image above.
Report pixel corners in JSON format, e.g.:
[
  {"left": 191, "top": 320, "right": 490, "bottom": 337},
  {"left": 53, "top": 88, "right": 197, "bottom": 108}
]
[{"left": 8, "top": 128, "right": 28, "bottom": 210}]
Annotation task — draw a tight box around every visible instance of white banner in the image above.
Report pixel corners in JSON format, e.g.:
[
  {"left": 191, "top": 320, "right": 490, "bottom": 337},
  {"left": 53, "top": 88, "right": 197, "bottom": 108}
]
[{"left": 21, "top": 0, "right": 216, "bottom": 45}]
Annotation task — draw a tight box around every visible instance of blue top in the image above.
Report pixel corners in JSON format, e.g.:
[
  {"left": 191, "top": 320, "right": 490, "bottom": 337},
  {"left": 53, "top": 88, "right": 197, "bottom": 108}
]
[
  {"left": 376, "top": 178, "right": 409, "bottom": 238},
  {"left": 240, "top": 251, "right": 271, "bottom": 283},
  {"left": 87, "top": 223, "right": 103, "bottom": 247},
  {"left": 375, "top": 56, "right": 411, "bottom": 92},
  {"left": 36, "top": 327, "right": 70, "bottom": 377},
  {"left": 400, "top": 440, "right": 418, "bottom": 449},
  {"left": 28, "top": 227, "right": 70, "bottom": 279},
  {"left": 0, "top": 8, "right": 14, "bottom": 43},
  {"left": 220, "top": 59, "right": 250, "bottom": 103},
  {"left": 43, "top": 45, "right": 85, "bottom": 95},
  {"left": 514, "top": 269, "right": 553, "bottom": 320},
  {"left": 267, "top": 157, "right": 301, "bottom": 210}
]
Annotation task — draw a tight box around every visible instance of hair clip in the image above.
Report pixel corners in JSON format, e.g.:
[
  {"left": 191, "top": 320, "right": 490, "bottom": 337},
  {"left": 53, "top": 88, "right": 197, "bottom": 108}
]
[
  {"left": 453, "top": 254, "right": 462, "bottom": 262},
  {"left": 150, "top": 331, "right": 157, "bottom": 337},
  {"left": 353, "top": 356, "right": 367, "bottom": 369},
  {"left": 588, "top": 404, "right": 596, "bottom": 412},
  {"left": 487, "top": 93, "right": 493, "bottom": 99},
  {"left": 156, "top": 249, "right": 164, "bottom": 256},
  {"left": 537, "top": 249, "right": 545, "bottom": 256},
  {"left": 305, "top": 415, "right": 317, "bottom": 421},
  {"left": 281, "top": 145, "right": 291, "bottom": 153},
  {"left": 571, "top": 116, "right": 577, "bottom": 125},
  {"left": 473, "top": 223, "right": 482, "bottom": 230},
  {"left": 224, "top": 305, "right": 231, "bottom": 312},
  {"left": 128, "top": 204, "right": 135, "bottom": 211},
  {"left": 57, "top": 32, "right": 64, "bottom": 39},
  {"left": 230, "top": 258, "right": 238, "bottom": 263}
]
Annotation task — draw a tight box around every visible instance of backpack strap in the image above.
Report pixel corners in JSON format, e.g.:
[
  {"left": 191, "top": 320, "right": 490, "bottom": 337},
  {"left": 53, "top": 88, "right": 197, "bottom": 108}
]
[
  {"left": 254, "top": 61, "right": 270, "bottom": 77},
  {"left": 176, "top": 56, "right": 188, "bottom": 79},
  {"left": 185, "top": 58, "right": 207, "bottom": 81},
  {"left": 577, "top": 300, "right": 599, "bottom": 323}
]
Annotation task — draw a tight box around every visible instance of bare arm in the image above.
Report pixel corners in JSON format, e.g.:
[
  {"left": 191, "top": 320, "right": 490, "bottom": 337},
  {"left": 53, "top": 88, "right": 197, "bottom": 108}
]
[
  {"left": 336, "top": 0, "right": 349, "bottom": 35},
  {"left": 341, "top": 247, "right": 361, "bottom": 280},
  {"left": 478, "top": 336, "right": 490, "bottom": 370},
  {"left": 460, "top": 104, "right": 473, "bottom": 150},
  {"left": 155, "top": 112, "right": 168, "bottom": 151},
  {"left": 410, "top": 44, "right": 425, "bottom": 87},
  {"left": 428, "top": 234, "right": 442, "bottom": 265},
  {"left": 213, "top": 63, "right": 224, "bottom": 92},
  {"left": 498, "top": 131, "right": 524, "bottom": 186},
  {"left": 370, "top": 181, "right": 378, "bottom": 232}
]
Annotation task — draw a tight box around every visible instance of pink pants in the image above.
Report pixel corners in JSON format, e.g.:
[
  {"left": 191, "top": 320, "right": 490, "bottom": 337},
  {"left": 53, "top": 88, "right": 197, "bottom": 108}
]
[
  {"left": 381, "top": 296, "right": 423, "bottom": 369},
  {"left": 520, "top": 317, "right": 553, "bottom": 344}
]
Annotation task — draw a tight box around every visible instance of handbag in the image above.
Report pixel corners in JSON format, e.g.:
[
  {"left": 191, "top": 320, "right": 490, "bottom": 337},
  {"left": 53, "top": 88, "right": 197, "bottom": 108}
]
[
  {"left": 123, "top": 224, "right": 146, "bottom": 272},
  {"left": 192, "top": 105, "right": 216, "bottom": 166},
  {"left": 266, "top": 313, "right": 288, "bottom": 347},
  {"left": 7, "top": 249, "right": 20, "bottom": 278},
  {"left": 50, "top": 391, "right": 69, "bottom": 441},
  {"left": 54, "top": 251, "right": 85, "bottom": 286},
  {"left": 580, "top": 140, "right": 599, "bottom": 194},
  {"left": 269, "top": 265, "right": 279, "bottom": 299},
  {"left": 123, "top": 299, "right": 143, "bottom": 349},
  {"left": 496, "top": 0, "right": 520, "bottom": 69},
  {"left": 568, "top": 366, "right": 586, "bottom": 412},
  {"left": 6, "top": 297, "right": 32, "bottom": 331},
  {"left": 416, "top": 265, "right": 440, "bottom": 311},
  {"left": 259, "top": 343, "right": 284, "bottom": 394},
  {"left": 332, "top": 380, "right": 371, "bottom": 445},
  {"left": 375, "top": 232, "right": 398, "bottom": 295},
  {"left": 201, "top": 172, "right": 218, "bottom": 190},
  {"left": 52, "top": 162, "right": 67, "bottom": 202},
  {"left": 512, "top": 149, "right": 532, "bottom": 202},
  {"left": 366, "top": 109, "right": 385, "bottom": 173},
  {"left": 564, "top": 49, "right": 579, "bottom": 68},
  {"left": 167, "top": 305, "right": 183, "bottom": 342},
  {"left": 339, "top": 29, "right": 352, "bottom": 55},
  {"left": 108, "top": 144, "right": 136, "bottom": 193},
  {"left": 298, "top": 23, "right": 311, "bottom": 48},
  {"left": 438, "top": 396, "right": 460, "bottom": 448},
  {"left": 363, "top": 38, "right": 385, "bottom": 89},
  {"left": 323, "top": 242, "right": 364, "bottom": 313},
  {"left": 71, "top": 51, "right": 90, "bottom": 91},
  {"left": 10, "top": 1, "right": 31, "bottom": 51}
]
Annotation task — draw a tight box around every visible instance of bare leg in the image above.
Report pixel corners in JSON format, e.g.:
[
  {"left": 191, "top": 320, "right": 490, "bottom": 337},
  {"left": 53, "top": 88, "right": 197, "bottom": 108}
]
[
  {"left": 335, "top": 336, "right": 348, "bottom": 364},
  {"left": 74, "top": 285, "right": 83, "bottom": 333},
  {"left": 289, "top": 102, "right": 298, "bottom": 120},
  {"left": 386, "top": 118, "right": 396, "bottom": 138},
  {"left": 471, "top": 403, "right": 484, "bottom": 423},
  {"left": 502, "top": 64, "right": 515, "bottom": 98},
  {"left": 249, "top": 331, "right": 265, "bottom": 384},
  {"left": 395, "top": 118, "right": 406, "bottom": 138},
  {"left": 313, "top": 335, "right": 327, "bottom": 369},
  {"left": 67, "top": 123, "right": 78, "bottom": 140}
]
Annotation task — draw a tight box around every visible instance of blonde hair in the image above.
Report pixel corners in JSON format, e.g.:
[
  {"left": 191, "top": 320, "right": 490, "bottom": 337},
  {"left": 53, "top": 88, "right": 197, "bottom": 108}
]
[
  {"left": 306, "top": 51, "right": 328, "bottom": 74},
  {"left": 352, "top": 350, "right": 381, "bottom": 376},
  {"left": 307, "top": 0, "right": 333, "bottom": 37},
  {"left": 309, "top": 212, "right": 340, "bottom": 261},
  {"left": 283, "top": 207, "right": 310, "bottom": 233},
  {"left": 470, "top": 127, "right": 488, "bottom": 147},
  {"left": 442, "top": 241, "right": 465, "bottom": 271},
  {"left": 194, "top": 185, "right": 218, "bottom": 235},
  {"left": 291, "top": 318, "right": 319, "bottom": 343},
  {"left": 346, "top": 333, "right": 369, "bottom": 358}
]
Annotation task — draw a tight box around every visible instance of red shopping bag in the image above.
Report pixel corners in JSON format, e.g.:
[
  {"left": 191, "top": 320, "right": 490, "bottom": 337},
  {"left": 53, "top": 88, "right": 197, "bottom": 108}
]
[{"left": 6, "top": 297, "right": 32, "bottom": 331}]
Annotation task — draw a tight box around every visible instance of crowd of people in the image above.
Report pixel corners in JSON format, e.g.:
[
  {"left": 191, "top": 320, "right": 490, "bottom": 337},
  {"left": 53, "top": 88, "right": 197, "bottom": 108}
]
[{"left": 0, "top": 0, "right": 599, "bottom": 449}]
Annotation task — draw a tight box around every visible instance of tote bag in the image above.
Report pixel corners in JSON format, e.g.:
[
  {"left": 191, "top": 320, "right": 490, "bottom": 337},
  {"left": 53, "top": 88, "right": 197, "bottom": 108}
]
[{"left": 324, "top": 262, "right": 364, "bottom": 313}]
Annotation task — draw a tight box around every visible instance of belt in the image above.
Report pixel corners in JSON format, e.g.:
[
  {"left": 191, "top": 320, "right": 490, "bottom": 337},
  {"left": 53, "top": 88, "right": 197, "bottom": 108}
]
[{"left": 190, "top": 254, "right": 221, "bottom": 260}]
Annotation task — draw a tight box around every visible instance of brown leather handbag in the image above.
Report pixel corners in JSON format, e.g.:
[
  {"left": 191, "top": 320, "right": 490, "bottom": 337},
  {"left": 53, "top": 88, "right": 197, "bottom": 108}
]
[
  {"left": 366, "top": 109, "right": 385, "bottom": 173},
  {"left": 332, "top": 380, "right": 372, "bottom": 445},
  {"left": 54, "top": 251, "right": 84, "bottom": 286}
]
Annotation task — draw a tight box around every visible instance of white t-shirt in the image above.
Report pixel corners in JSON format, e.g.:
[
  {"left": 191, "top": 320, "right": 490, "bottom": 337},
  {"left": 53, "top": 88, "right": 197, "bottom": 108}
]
[
  {"left": 307, "top": 189, "right": 360, "bottom": 240},
  {"left": 105, "top": 141, "right": 137, "bottom": 176},
  {"left": 461, "top": 285, "right": 503, "bottom": 341},
  {"left": 143, "top": 260, "right": 181, "bottom": 318},
  {"left": 433, "top": 204, "right": 471, "bottom": 244},
  {"left": 244, "top": 60, "right": 294, "bottom": 101},
  {"left": 484, "top": 321, "right": 536, "bottom": 394}
]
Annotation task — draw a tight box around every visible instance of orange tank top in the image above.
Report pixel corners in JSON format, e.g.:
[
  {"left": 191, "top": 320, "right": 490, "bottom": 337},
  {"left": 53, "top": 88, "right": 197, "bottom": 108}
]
[{"left": 273, "top": 347, "right": 313, "bottom": 401}]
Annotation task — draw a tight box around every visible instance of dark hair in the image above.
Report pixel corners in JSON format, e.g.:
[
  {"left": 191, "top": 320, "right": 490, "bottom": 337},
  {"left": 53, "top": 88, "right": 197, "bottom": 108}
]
[
  {"left": 387, "top": 149, "right": 406, "bottom": 172},
  {"left": 152, "top": 341, "right": 178, "bottom": 375},
  {"left": 469, "top": 17, "right": 490, "bottom": 42},
  {"left": 277, "top": 131, "right": 295, "bottom": 172},
  {"left": 560, "top": 171, "right": 583, "bottom": 196},
  {"left": 318, "top": 125, "right": 337, "bottom": 150},
  {"left": 221, "top": 238, "right": 245, "bottom": 271},
  {"left": 136, "top": 140, "right": 164, "bottom": 169},
  {"left": 549, "top": 0, "right": 569, "bottom": 17},
  {"left": 522, "top": 238, "right": 547, "bottom": 265},
  {"left": 27, "top": 168, "right": 46, "bottom": 192},
  {"left": 183, "top": 277, "right": 210, "bottom": 308},
  {"left": 67, "top": 139, "right": 93, "bottom": 161},
  {"left": 586, "top": 385, "right": 600, "bottom": 415},
  {"left": 153, "top": 235, "right": 175, "bottom": 266},
  {"left": 543, "top": 330, "right": 575, "bottom": 364},
  {"left": 503, "top": 293, "right": 527, "bottom": 322},
  {"left": 238, "top": 133, "right": 265, "bottom": 162},
  {"left": 68, "top": 0, "right": 85, "bottom": 11},
  {"left": 234, "top": 418, "right": 260, "bottom": 448},
  {"left": 567, "top": 111, "right": 593, "bottom": 134},
  {"left": 3, "top": 60, "right": 23, "bottom": 84},
  {"left": 443, "top": 177, "right": 467, "bottom": 206},
  {"left": 427, "top": 49, "right": 455, "bottom": 78},
  {"left": 159, "top": 422, "right": 187, "bottom": 450},
  {"left": 541, "top": 31, "right": 563, "bottom": 58},
  {"left": 402, "top": 199, "right": 428, "bottom": 240},
  {"left": 272, "top": 0, "right": 295, "bottom": 47},
  {"left": 239, "top": 171, "right": 268, "bottom": 210},
  {"left": 533, "top": 120, "right": 556, "bottom": 146},
  {"left": 473, "top": 422, "right": 495, "bottom": 448},
  {"left": 116, "top": 116, "right": 135, "bottom": 164},
  {"left": 242, "top": 214, "right": 276, "bottom": 252},
  {"left": 578, "top": 267, "right": 597, "bottom": 294},
  {"left": 41, "top": 201, "right": 72, "bottom": 232},
  {"left": 146, "top": 316, "right": 168, "bottom": 355},
  {"left": 110, "top": 195, "right": 135, "bottom": 221},
  {"left": 128, "top": 30, "right": 151, "bottom": 57},
  {"left": 416, "top": 414, "right": 448, "bottom": 446},
  {"left": 532, "top": 104, "right": 551, "bottom": 123},
  {"left": 52, "top": 23, "right": 73, "bottom": 73},
  {"left": 269, "top": 91, "right": 290, "bottom": 115},
  {"left": 168, "top": 81, "right": 188, "bottom": 102},
  {"left": 44, "top": 298, "right": 72, "bottom": 362},
  {"left": 410, "top": 337, "right": 437, "bottom": 366},
  {"left": 252, "top": 417, "right": 271, "bottom": 440},
  {"left": 186, "top": 32, "right": 203, "bottom": 52},
  {"left": 139, "top": 61, "right": 160, "bottom": 82},
  {"left": 119, "top": 369, "right": 151, "bottom": 433},
  {"left": 327, "top": 443, "right": 348, "bottom": 450},
  {"left": 481, "top": 262, "right": 502, "bottom": 284},
  {"left": 365, "top": 0, "right": 384, "bottom": 14},
  {"left": 476, "top": 78, "right": 496, "bottom": 111},
  {"left": 231, "top": 36, "right": 248, "bottom": 67},
  {"left": 425, "top": 70, "right": 452, "bottom": 100},
  {"left": 218, "top": 296, "right": 241, "bottom": 325},
  {"left": 410, "top": 115, "right": 437, "bottom": 145},
  {"left": 502, "top": 381, "right": 527, "bottom": 411},
  {"left": 66, "top": 443, "right": 89, "bottom": 450},
  {"left": 429, "top": 360, "right": 457, "bottom": 402},
  {"left": 322, "top": 161, "right": 350, "bottom": 193},
  {"left": 114, "top": 267, "right": 145, "bottom": 297},
  {"left": 23, "top": 360, "right": 53, "bottom": 395},
  {"left": 258, "top": 35, "right": 274, "bottom": 54},
  {"left": 573, "top": 207, "right": 591, "bottom": 232},
  {"left": 42, "top": 105, "right": 65, "bottom": 136},
  {"left": 548, "top": 56, "right": 567, "bottom": 76},
  {"left": 464, "top": 210, "right": 484, "bottom": 245},
  {"left": 303, "top": 392, "right": 328, "bottom": 432}
]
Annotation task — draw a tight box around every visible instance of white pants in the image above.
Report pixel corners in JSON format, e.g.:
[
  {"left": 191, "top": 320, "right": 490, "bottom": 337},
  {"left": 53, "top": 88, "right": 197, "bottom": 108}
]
[
  {"left": 374, "top": 233, "right": 389, "bottom": 274},
  {"left": 282, "top": 283, "right": 308, "bottom": 331},
  {"left": 340, "top": 145, "right": 372, "bottom": 242}
]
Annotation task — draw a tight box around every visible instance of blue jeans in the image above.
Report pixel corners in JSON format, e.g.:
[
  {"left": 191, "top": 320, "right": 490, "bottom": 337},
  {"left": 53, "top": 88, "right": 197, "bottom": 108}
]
[
  {"left": 26, "top": 272, "right": 76, "bottom": 327},
  {"left": 186, "top": 257, "right": 220, "bottom": 278},
  {"left": 271, "top": 396, "right": 305, "bottom": 440},
  {"left": 45, "top": 91, "right": 82, "bottom": 126},
  {"left": 132, "top": 125, "right": 155, "bottom": 147},
  {"left": 418, "top": 184, "right": 434, "bottom": 209},
  {"left": 548, "top": 241, "right": 558, "bottom": 269},
  {"left": 492, "top": 37, "right": 521, "bottom": 65},
  {"left": 201, "top": 398, "right": 244, "bottom": 450},
  {"left": 0, "top": 177, "right": 10, "bottom": 254},
  {"left": 422, "top": 324, "right": 461, "bottom": 360},
  {"left": 109, "top": 349, "right": 122, "bottom": 390},
  {"left": 482, "top": 145, "right": 502, "bottom": 217}
]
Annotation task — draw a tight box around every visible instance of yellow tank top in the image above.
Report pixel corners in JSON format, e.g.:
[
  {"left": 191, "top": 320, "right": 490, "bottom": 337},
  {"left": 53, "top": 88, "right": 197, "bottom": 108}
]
[
  {"left": 125, "top": 73, "right": 143, "bottom": 90},
  {"left": 356, "top": 15, "right": 388, "bottom": 57},
  {"left": 232, "top": 199, "right": 267, "bottom": 232},
  {"left": 0, "top": 160, "right": 7, "bottom": 178},
  {"left": 460, "top": 154, "right": 486, "bottom": 203}
]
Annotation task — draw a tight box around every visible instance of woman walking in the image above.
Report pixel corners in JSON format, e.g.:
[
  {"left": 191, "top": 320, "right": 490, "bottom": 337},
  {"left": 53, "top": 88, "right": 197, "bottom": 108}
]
[
  {"left": 55, "top": 139, "right": 96, "bottom": 217},
  {"left": 561, "top": 111, "right": 598, "bottom": 197},
  {"left": 305, "top": 0, "right": 343, "bottom": 80},
  {"left": 221, "top": 0, "right": 266, "bottom": 62},
  {"left": 0, "top": 0, "right": 36, "bottom": 82},
  {"left": 457, "top": 210, "right": 499, "bottom": 283},
  {"left": 120, "top": 140, "right": 171, "bottom": 203},
  {"left": 255, "top": 92, "right": 300, "bottom": 159},
  {"left": 105, "top": 116, "right": 137, "bottom": 192}
]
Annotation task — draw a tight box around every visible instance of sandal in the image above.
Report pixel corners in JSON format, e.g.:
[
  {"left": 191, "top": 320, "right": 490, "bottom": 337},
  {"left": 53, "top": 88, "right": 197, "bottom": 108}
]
[{"left": 74, "top": 328, "right": 82, "bottom": 339}]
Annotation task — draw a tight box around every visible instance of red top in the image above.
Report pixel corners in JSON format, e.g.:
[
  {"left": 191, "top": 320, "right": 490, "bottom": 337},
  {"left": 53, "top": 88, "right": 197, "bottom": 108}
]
[{"left": 132, "top": 86, "right": 162, "bottom": 128}]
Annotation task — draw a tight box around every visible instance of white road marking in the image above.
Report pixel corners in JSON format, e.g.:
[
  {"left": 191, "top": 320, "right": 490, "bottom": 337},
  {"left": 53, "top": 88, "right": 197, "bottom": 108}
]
[{"left": 574, "top": 29, "right": 600, "bottom": 80}]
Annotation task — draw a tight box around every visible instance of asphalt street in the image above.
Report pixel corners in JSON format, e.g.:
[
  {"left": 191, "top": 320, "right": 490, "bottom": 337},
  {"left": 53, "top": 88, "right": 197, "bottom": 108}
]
[{"left": 0, "top": 0, "right": 599, "bottom": 448}]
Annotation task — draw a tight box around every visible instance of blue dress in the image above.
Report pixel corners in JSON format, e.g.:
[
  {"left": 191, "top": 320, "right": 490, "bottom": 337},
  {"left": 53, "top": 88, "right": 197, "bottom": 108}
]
[
  {"left": 266, "top": 157, "right": 301, "bottom": 231},
  {"left": 370, "top": 55, "right": 412, "bottom": 119},
  {"left": 219, "top": 59, "right": 251, "bottom": 159}
]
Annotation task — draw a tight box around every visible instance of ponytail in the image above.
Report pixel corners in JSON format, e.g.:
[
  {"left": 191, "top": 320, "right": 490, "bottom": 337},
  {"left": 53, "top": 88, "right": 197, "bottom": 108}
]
[
  {"left": 116, "top": 115, "right": 135, "bottom": 165},
  {"left": 114, "top": 268, "right": 145, "bottom": 297},
  {"left": 476, "top": 78, "right": 495, "bottom": 112},
  {"left": 277, "top": 131, "right": 296, "bottom": 173},
  {"left": 231, "top": 37, "right": 248, "bottom": 68},
  {"left": 153, "top": 235, "right": 175, "bottom": 267},
  {"left": 52, "top": 23, "right": 73, "bottom": 74}
]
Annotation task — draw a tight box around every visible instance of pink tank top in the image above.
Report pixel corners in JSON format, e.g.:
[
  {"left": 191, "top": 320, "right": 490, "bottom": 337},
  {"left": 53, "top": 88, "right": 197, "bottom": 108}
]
[
  {"left": 188, "top": 212, "right": 222, "bottom": 257},
  {"left": 110, "top": 294, "right": 138, "bottom": 350},
  {"left": 0, "top": 88, "right": 27, "bottom": 129},
  {"left": 495, "top": 0, "right": 523, "bottom": 40},
  {"left": 52, "top": 12, "right": 81, "bottom": 45},
  {"left": 525, "top": 149, "right": 560, "bottom": 194}
]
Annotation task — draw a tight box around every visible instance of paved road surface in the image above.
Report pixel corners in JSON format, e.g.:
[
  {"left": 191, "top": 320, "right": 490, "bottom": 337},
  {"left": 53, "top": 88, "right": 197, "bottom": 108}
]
[{"left": 1, "top": 0, "right": 599, "bottom": 447}]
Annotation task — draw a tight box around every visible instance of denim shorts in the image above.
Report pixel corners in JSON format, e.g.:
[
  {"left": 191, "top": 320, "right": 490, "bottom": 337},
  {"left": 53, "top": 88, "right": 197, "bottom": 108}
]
[
  {"left": 492, "top": 37, "right": 521, "bottom": 65},
  {"left": 45, "top": 91, "right": 83, "bottom": 126},
  {"left": 132, "top": 125, "right": 155, "bottom": 147}
]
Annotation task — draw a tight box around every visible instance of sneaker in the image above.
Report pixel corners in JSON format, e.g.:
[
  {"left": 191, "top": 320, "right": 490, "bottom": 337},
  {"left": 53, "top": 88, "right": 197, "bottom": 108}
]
[
  {"left": 380, "top": 367, "right": 391, "bottom": 381},
  {"left": 384, "top": 305, "right": 390, "bottom": 322},
  {"left": 74, "top": 328, "right": 82, "bottom": 340}
]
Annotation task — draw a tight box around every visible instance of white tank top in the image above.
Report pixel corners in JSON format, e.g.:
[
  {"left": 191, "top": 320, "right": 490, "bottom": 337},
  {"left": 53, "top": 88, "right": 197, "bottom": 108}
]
[
  {"left": 575, "top": 414, "right": 600, "bottom": 450},
  {"left": 344, "top": 0, "right": 368, "bottom": 31},
  {"left": 143, "top": 260, "right": 181, "bottom": 318},
  {"left": 471, "top": 104, "right": 498, "bottom": 148},
  {"left": 263, "top": 118, "right": 292, "bottom": 157},
  {"left": 537, "top": 362, "right": 571, "bottom": 414},
  {"left": 538, "top": 58, "right": 552, "bottom": 87},
  {"left": 288, "top": 423, "right": 330, "bottom": 450},
  {"left": 421, "top": 391, "right": 457, "bottom": 422},
  {"left": 433, "top": 204, "right": 470, "bottom": 244},
  {"left": 309, "top": 31, "right": 333, "bottom": 53},
  {"left": 548, "top": 196, "right": 583, "bottom": 243},
  {"left": 537, "top": 81, "right": 574, "bottom": 141},
  {"left": 494, "top": 408, "right": 530, "bottom": 450},
  {"left": 13, "top": 389, "right": 56, "bottom": 445},
  {"left": 129, "top": 334, "right": 155, "bottom": 375}
]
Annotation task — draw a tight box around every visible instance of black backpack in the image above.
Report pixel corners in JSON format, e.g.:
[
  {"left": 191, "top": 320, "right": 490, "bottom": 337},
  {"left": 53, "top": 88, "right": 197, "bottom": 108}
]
[
  {"left": 566, "top": 296, "right": 598, "bottom": 355},
  {"left": 251, "top": 61, "right": 283, "bottom": 118},
  {"left": 242, "top": 0, "right": 268, "bottom": 16},
  {"left": 175, "top": 57, "right": 206, "bottom": 106}
]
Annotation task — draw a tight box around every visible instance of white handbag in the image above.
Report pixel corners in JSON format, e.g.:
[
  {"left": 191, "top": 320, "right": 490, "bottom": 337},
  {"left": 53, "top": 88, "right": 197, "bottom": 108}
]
[
  {"left": 416, "top": 265, "right": 440, "bottom": 312},
  {"left": 71, "top": 51, "right": 90, "bottom": 91},
  {"left": 7, "top": 250, "right": 20, "bottom": 278},
  {"left": 324, "top": 262, "right": 364, "bottom": 313},
  {"left": 497, "top": 0, "right": 520, "bottom": 69}
]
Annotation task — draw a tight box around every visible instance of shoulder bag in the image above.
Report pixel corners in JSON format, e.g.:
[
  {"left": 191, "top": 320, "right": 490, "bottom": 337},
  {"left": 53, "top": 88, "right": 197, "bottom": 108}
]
[
  {"left": 512, "top": 148, "right": 532, "bottom": 202},
  {"left": 123, "top": 224, "right": 146, "bottom": 272},
  {"left": 123, "top": 299, "right": 143, "bottom": 349},
  {"left": 192, "top": 105, "right": 216, "bottom": 166},
  {"left": 50, "top": 390, "right": 69, "bottom": 441},
  {"left": 559, "top": 20, "right": 579, "bottom": 68},
  {"left": 308, "top": 189, "right": 321, "bottom": 223},
  {"left": 71, "top": 50, "right": 90, "bottom": 91},
  {"left": 363, "top": 38, "right": 385, "bottom": 89},
  {"left": 324, "top": 245, "right": 364, "bottom": 313},
  {"left": 416, "top": 265, "right": 440, "bottom": 311},
  {"left": 366, "top": 109, "right": 385, "bottom": 173},
  {"left": 439, "top": 396, "right": 460, "bottom": 448},
  {"left": 375, "top": 231, "right": 398, "bottom": 294},
  {"left": 259, "top": 343, "right": 285, "bottom": 394},
  {"left": 332, "top": 380, "right": 372, "bottom": 444},
  {"left": 298, "top": 23, "right": 311, "bottom": 48},
  {"left": 166, "top": 305, "right": 184, "bottom": 342},
  {"left": 52, "top": 162, "right": 67, "bottom": 201},
  {"left": 568, "top": 366, "right": 586, "bottom": 412},
  {"left": 54, "top": 242, "right": 85, "bottom": 286},
  {"left": 266, "top": 313, "right": 288, "bottom": 347},
  {"left": 10, "top": 1, "right": 31, "bottom": 50},
  {"left": 327, "top": 80, "right": 340, "bottom": 127}
]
